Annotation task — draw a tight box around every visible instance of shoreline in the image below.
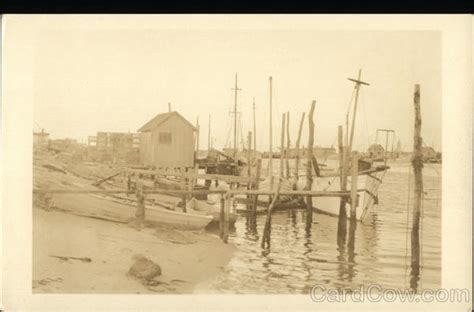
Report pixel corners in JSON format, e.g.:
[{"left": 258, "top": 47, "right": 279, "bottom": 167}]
[{"left": 33, "top": 207, "right": 235, "bottom": 294}]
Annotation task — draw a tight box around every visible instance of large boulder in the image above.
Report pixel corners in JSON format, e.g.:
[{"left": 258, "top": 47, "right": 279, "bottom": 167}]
[{"left": 128, "top": 254, "right": 162, "bottom": 281}]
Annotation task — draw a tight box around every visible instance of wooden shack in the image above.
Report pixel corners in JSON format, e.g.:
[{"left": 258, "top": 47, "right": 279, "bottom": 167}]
[
  {"left": 368, "top": 143, "right": 385, "bottom": 160},
  {"left": 138, "top": 111, "right": 196, "bottom": 168}
]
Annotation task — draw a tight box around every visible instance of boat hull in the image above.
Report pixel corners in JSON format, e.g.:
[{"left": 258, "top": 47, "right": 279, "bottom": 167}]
[
  {"left": 50, "top": 193, "right": 213, "bottom": 230},
  {"left": 297, "top": 170, "right": 386, "bottom": 221}
]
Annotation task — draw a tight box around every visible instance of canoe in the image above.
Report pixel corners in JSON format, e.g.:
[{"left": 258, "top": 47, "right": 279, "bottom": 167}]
[{"left": 50, "top": 193, "right": 213, "bottom": 230}]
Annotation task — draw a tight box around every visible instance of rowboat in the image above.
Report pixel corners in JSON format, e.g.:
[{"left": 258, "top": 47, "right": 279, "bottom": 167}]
[{"left": 50, "top": 193, "right": 213, "bottom": 230}]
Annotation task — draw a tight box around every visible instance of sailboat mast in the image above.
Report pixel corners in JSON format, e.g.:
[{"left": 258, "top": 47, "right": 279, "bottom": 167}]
[
  {"left": 253, "top": 97, "right": 257, "bottom": 161},
  {"left": 208, "top": 114, "right": 211, "bottom": 151},
  {"left": 348, "top": 69, "right": 370, "bottom": 153},
  {"left": 233, "top": 73, "right": 239, "bottom": 159},
  {"left": 269, "top": 76, "right": 273, "bottom": 185}
]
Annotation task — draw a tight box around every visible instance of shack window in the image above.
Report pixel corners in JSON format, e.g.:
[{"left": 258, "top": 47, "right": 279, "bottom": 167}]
[{"left": 159, "top": 132, "right": 172, "bottom": 145}]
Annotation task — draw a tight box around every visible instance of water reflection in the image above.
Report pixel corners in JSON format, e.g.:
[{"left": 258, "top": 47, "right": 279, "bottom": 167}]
[{"left": 199, "top": 163, "right": 441, "bottom": 294}]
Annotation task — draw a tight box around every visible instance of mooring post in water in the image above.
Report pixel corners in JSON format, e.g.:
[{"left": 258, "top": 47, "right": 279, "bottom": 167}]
[
  {"left": 305, "top": 101, "right": 316, "bottom": 229},
  {"left": 350, "top": 151, "right": 359, "bottom": 221},
  {"left": 252, "top": 158, "right": 262, "bottom": 213},
  {"left": 223, "top": 192, "right": 231, "bottom": 243},
  {"left": 348, "top": 151, "right": 359, "bottom": 251},
  {"left": 261, "top": 179, "right": 282, "bottom": 249},
  {"left": 280, "top": 113, "right": 286, "bottom": 178},
  {"left": 219, "top": 194, "right": 225, "bottom": 238},
  {"left": 285, "top": 112, "right": 291, "bottom": 179},
  {"left": 411, "top": 84, "right": 423, "bottom": 280},
  {"left": 337, "top": 125, "right": 348, "bottom": 245},
  {"left": 247, "top": 131, "right": 253, "bottom": 211},
  {"left": 293, "top": 112, "right": 305, "bottom": 189},
  {"left": 180, "top": 167, "right": 187, "bottom": 213}
]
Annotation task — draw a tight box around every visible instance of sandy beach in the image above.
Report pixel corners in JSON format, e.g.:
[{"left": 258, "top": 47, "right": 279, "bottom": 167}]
[{"left": 33, "top": 207, "right": 235, "bottom": 294}]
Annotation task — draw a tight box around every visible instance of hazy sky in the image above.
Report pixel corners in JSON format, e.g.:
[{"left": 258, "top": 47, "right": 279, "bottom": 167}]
[{"left": 33, "top": 28, "right": 441, "bottom": 152}]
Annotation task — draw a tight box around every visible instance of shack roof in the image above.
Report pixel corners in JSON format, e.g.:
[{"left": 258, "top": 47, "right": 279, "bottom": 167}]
[{"left": 137, "top": 111, "right": 196, "bottom": 132}]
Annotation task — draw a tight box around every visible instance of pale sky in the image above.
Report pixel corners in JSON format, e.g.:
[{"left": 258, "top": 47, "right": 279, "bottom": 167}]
[{"left": 33, "top": 28, "right": 441, "bottom": 152}]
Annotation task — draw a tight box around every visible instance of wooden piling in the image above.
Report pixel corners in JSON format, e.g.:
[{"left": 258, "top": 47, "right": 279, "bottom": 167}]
[
  {"left": 305, "top": 101, "right": 316, "bottom": 229},
  {"left": 196, "top": 116, "right": 200, "bottom": 153},
  {"left": 293, "top": 112, "right": 306, "bottom": 189},
  {"left": 411, "top": 84, "right": 423, "bottom": 279},
  {"left": 247, "top": 131, "right": 253, "bottom": 211},
  {"left": 261, "top": 179, "right": 282, "bottom": 249},
  {"left": 180, "top": 167, "right": 187, "bottom": 213},
  {"left": 337, "top": 125, "right": 347, "bottom": 246},
  {"left": 285, "top": 112, "right": 291, "bottom": 179},
  {"left": 219, "top": 194, "right": 225, "bottom": 238},
  {"left": 223, "top": 192, "right": 231, "bottom": 243},
  {"left": 280, "top": 113, "right": 285, "bottom": 178},
  {"left": 252, "top": 158, "right": 262, "bottom": 212},
  {"left": 253, "top": 97, "right": 257, "bottom": 162},
  {"left": 348, "top": 151, "right": 358, "bottom": 251},
  {"left": 269, "top": 76, "right": 274, "bottom": 188},
  {"left": 350, "top": 151, "right": 359, "bottom": 221},
  {"left": 247, "top": 131, "right": 252, "bottom": 180}
]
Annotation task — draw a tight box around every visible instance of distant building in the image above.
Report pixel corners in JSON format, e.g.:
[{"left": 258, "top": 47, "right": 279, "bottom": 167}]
[
  {"left": 260, "top": 146, "right": 335, "bottom": 159},
  {"left": 138, "top": 111, "right": 196, "bottom": 168},
  {"left": 285, "top": 146, "right": 336, "bottom": 158},
  {"left": 368, "top": 144, "right": 385, "bottom": 160},
  {"left": 33, "top": 129, "right": 49, "bottom": 150},
  {"left": 88, "top": 132, "right": 140, "bottom": 164},
  {"left": 420, "top": 146, "right": 437, "bottom": 162}
]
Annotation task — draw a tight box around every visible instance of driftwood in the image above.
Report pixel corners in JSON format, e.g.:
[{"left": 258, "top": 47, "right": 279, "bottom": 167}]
[
  {"left": 50, "top": 255, "right": 92, "bottom": 262},
  {"left": 92, "top": 171, "right": 121, "bottom": 186}
]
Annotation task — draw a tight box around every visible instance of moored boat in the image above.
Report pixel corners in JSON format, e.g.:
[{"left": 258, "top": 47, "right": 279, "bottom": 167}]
[
  {"left": 51, "top": 193, "right": 213, "bottom": 230},
  {"left": 296, "top": 165, "right": 388, "bottom": 221}
]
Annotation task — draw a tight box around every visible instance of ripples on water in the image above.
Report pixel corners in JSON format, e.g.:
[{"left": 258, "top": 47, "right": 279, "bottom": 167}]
[{"left": 198, "top": 161, "right": 441, "bottom": 294}]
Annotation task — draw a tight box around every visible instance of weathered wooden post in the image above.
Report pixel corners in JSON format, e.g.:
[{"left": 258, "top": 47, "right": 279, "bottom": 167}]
[
  {"left": 253, "top": 97, "right": 257, "bottom": 162},
  {"left": 247, "top": 131, "right": 253, "bottom": 211},
  {"left": 261, "top": 179, "right": 282, "bottom": 249},
  {"left": 285, "top": 112, "right": 291, "bottom": 179},
  {"left": 269, "top": 76, "right": 274, "bottom": 188},
  {"left": 293, "top": 112, "right": 305, "bottom": 190},
  {"left": 305, "top": 101, "right": 316, "bottom": 230},
  {"left": 247, "top": 131, "right": 252, "bottom": 180},
  {"left": 280, "top": 113, "right": 285, "bottom": 178},
  {"left": 252, "top": 158, "right": 262, "bottom": 213},
  {"left": 180, "top": 167, "right": 187, "bottom": 213},
  {"left": 127, "top": 173, "right": 132, "bottom": 196},
  {"left": 223, "top": 192, "right": 231, "bottom": 243},
  {"left": 219, "top": 194, "right": 225, "bottom": 238},
  {"left": 411, "top": 84, "right": 423, "bottom": 281},
  {"left": 348, "top": 151, "right": 359, "bottom": 251},
  {"left": 135, "top": 174, "right": 146, "bottom": 227},
  {"left": 337, "top": 125, "right": 348, "bottom": 246},
  {"left": 350, "top": 151, "right": 359, "bottom": 221},
  {"left": 196, "top": 116, "right": 200, "bottom": 151}
]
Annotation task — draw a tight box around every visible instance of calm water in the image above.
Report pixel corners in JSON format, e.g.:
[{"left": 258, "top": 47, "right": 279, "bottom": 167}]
[{"left": 197, "top": 160, "right": 442, "bottom": 294}]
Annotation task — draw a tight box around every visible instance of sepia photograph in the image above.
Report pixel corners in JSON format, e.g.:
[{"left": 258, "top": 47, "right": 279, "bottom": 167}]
[{"left": 1, "top": 14, "right": 471, "bottom": 311}]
